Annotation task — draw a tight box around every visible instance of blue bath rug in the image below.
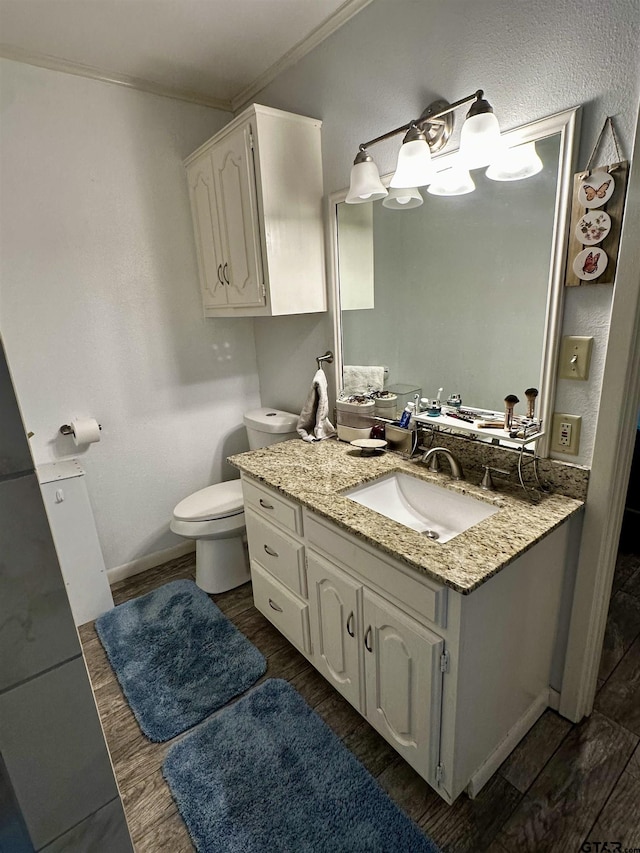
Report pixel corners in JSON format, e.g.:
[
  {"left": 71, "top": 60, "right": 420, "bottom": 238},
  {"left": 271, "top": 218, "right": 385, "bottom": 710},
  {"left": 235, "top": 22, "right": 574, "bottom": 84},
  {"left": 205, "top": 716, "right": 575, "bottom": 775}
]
[
  {"left": 95, "top": 579, "right": 266, "bottom": 742},
  {"left": 163, "top": 678, "right": 441, "bottom": 853}
]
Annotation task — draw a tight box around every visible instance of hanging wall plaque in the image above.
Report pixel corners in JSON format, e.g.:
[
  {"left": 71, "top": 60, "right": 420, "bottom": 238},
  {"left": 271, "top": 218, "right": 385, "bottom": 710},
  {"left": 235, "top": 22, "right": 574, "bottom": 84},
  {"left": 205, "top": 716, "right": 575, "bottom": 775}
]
[{"left": 565, "top": 118, "right": 629, "bottom": 287}]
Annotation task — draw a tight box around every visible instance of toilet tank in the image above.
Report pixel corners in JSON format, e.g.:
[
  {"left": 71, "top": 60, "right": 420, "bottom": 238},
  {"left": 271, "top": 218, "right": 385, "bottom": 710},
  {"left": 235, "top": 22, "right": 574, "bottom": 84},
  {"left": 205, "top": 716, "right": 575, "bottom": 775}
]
[{"left": 243, "top": 408, "right": 299, "bottom": 450}]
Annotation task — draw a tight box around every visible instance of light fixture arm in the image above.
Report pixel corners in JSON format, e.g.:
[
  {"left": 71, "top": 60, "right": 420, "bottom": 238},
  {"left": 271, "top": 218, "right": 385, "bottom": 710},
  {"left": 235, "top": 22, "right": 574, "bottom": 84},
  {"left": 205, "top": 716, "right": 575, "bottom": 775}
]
[{"left": 355, "top": 90, "right": 485, "bottom": 157}]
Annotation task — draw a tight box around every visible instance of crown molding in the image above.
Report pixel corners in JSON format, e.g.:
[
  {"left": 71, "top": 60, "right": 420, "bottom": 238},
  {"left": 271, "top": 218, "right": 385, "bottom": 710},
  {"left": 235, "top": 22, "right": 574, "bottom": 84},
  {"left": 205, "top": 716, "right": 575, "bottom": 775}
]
[
  {"left": 0, "top": 0, "right": 373, "bottom": 115},
  {"left": 230, "top": 0, "right": 375, "bottom": 113},
  {"left": 0, "top": 44, "right": 232, "bottom": 112}
]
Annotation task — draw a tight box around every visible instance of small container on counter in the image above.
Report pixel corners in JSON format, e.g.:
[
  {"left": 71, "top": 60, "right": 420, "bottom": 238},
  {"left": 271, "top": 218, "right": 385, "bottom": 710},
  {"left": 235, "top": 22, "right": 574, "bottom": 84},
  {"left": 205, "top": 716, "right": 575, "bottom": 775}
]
[{"left": 336, "top": 395, "right": 375, "bottom": 442}]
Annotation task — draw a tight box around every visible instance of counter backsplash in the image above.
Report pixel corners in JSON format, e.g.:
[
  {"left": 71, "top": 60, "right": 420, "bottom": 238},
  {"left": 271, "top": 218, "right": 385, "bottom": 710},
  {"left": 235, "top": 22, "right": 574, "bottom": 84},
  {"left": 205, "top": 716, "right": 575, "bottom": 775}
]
[{"left": 415, "top": 429, "right": 589, "bottom": 500}]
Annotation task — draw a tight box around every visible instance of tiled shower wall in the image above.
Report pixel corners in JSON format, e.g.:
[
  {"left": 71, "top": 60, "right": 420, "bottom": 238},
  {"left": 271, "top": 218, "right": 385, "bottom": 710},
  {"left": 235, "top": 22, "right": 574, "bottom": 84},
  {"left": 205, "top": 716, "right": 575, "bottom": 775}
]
[{"left": 0, "top": 338, "right": 132, "bottom": 852}]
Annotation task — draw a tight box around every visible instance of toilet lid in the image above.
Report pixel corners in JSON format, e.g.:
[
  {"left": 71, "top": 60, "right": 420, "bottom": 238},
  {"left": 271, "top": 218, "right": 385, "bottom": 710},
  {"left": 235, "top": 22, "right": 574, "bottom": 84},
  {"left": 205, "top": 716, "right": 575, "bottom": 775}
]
[{"left": 173, "top": 480, "right": 244, "bottom": 522}]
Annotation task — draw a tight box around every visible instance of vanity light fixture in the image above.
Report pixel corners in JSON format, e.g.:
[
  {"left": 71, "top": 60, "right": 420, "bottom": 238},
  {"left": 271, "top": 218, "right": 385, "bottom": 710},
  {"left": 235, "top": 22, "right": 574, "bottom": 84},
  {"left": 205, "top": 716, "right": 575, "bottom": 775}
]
[
  {"left": 346, "top": 90, "right": 501, "bottom": 204},
  {"left": 427, "top": 164, "right": 475, "bottom": 196},
  {"left": 486, "top": 141, "right": 543, "bottom": 181},
  {"left": 458, "top": 92, "right": 502, "bottom": 170},
  {"left": 345, "top": 150, "right": 388, "bottom": 203},
  {"left": 389, "top": 125, "right": 433, "bottom": 189},
  {"left": 382, "top": 186, "right": 424, "bottom": 209}
]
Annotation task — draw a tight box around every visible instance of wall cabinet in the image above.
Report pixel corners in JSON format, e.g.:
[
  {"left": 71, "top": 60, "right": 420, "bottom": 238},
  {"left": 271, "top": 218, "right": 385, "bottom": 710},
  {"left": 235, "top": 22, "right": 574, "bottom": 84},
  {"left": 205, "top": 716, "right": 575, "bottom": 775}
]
[
  {"left": 241, "top": 474, "right": 576, "bottom": 803},
  {"left": 184, "top": 104, "right": 326, "bottom": 317}
]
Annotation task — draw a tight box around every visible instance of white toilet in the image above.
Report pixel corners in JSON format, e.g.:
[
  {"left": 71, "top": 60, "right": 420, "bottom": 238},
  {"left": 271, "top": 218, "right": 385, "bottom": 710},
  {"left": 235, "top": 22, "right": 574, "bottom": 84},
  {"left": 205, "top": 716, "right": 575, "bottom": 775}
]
[{"left": 170, "top": 408, "right": 299, "bottom": 593}]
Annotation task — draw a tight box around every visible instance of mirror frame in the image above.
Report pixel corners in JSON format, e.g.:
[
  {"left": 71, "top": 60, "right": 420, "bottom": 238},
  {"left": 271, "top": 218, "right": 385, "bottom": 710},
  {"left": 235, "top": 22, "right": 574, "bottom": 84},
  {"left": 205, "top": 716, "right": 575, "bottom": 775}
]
[{"left": 327, "top": 106, "right": 581, "bottom": 456}]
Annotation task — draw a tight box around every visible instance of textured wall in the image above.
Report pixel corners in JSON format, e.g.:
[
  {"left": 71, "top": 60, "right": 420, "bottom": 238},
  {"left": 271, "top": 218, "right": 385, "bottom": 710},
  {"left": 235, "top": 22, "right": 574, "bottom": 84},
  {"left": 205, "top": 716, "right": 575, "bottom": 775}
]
[
  {"left": 0, "top": 60, "right": 261, "bottom": 570},
  {"left": 252, "top": 0, "right": 640, "bottom": 466}
]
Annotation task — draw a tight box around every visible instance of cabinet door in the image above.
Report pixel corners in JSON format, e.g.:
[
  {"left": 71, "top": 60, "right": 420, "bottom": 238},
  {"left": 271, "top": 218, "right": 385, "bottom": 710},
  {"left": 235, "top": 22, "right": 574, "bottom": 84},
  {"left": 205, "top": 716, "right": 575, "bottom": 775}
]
[
  {"left": 186, "top": 155, "right": 227, "bottom": 308},
  {"left": 307, "top": 553, "right": 361, "bottom": 710},
  {"left": 363, "top": 589, "right": 443, "bottom": 781},
  {"left": 211, "top": 125, "right": 265, "bottom": 308}
]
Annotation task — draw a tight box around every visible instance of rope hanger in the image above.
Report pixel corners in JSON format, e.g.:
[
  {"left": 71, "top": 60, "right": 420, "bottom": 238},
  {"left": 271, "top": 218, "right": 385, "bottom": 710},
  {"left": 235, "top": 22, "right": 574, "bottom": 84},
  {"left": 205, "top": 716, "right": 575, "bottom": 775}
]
[{"left": 581, "top": 116, "right": 625, "bottom": 177}]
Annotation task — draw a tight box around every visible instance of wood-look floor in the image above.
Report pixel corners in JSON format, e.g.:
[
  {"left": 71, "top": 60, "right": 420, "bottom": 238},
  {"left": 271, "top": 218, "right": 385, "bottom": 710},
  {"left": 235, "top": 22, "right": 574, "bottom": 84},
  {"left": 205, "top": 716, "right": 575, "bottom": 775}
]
[{"left": 79, "top": 550, "right": 640, "bottom": 853}]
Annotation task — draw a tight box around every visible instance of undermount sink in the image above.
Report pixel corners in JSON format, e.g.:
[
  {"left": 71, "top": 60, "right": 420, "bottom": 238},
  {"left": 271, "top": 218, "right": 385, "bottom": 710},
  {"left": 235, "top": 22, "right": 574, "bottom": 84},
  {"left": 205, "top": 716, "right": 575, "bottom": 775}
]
[{"left": 343, "top": 471, "right": 499, "bottom": 543}]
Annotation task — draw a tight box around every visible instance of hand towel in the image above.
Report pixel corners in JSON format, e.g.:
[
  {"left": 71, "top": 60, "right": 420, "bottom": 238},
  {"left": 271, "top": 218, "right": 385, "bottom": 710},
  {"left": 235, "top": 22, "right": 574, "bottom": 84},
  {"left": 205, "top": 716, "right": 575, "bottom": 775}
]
[
  {"left": 343, "top": 365, "right": 385, "bottom": 394},
  {"left": 297, "top": 369, "right": 337, "bottom": 443}
]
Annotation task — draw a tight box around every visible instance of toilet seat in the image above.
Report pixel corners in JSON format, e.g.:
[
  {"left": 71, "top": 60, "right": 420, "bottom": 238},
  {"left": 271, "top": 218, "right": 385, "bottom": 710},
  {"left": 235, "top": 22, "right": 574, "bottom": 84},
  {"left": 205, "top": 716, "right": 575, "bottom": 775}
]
[{"left": 173, "top": 480, "right": 243, "bottom": 522}]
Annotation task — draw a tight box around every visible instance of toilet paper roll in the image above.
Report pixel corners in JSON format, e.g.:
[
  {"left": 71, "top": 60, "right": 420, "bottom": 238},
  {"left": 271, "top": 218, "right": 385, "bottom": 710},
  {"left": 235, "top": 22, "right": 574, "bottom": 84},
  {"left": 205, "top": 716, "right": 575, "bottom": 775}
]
[{"left": 71, "top": 417, "right": 101, "bottom": 446}]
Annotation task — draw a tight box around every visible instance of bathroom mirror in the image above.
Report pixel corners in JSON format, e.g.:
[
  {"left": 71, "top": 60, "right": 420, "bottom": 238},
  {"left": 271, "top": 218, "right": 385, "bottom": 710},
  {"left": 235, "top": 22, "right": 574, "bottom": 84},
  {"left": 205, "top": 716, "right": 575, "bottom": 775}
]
[{"left": 328, "top": 108, "right": 580, "bottom": 455}]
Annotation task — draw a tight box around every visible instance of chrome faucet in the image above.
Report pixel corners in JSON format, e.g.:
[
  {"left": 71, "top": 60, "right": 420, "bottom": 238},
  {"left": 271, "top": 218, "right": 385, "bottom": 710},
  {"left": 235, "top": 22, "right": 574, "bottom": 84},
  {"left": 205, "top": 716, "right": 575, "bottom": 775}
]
[{"left": 420, "top": 447, "right": 465, "bottom": 480}]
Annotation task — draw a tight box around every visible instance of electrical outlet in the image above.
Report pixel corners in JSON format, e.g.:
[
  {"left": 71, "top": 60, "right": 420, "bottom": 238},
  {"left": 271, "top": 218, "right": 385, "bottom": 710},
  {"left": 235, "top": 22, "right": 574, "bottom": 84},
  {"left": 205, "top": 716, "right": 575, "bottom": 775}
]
[
  {"left": 551, "top": 413, "right": 582, "bottom": 454},
  {"left": 558, "top": 336, "right": 593, "bottom": 380}
]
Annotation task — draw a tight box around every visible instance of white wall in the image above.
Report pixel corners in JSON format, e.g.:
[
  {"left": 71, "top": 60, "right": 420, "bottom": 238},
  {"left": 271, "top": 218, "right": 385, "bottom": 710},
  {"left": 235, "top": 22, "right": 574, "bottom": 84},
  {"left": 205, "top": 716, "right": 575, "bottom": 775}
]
[
  {"left": 252, "top": 0, "right": 640, "bottom": 466},
  {"left": 0, "top": 60, "right": 261, "bottom": 570}
]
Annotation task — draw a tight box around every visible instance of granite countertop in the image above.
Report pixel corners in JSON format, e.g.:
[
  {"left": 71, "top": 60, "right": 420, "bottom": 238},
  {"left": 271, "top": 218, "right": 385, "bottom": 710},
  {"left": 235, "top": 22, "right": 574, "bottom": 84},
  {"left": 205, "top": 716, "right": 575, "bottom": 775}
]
[{"left": 228, "top": 439, "right": 584, "bottom": 595}]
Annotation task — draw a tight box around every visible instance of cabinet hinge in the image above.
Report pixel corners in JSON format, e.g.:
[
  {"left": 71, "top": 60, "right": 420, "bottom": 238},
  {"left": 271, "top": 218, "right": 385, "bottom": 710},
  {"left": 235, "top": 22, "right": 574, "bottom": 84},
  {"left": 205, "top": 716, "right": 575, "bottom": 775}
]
[
  {"left": 249, "top": 131, "right": 255, "bottom": 150},
  {"left": 435, "top": 763, "right": 444, "bottom": 784},
  {"left": 440, "top": 650, "right": 450, "bottom": 673},
  {"left": 261, "top": 282, "right": 266, "bottom": 300}
]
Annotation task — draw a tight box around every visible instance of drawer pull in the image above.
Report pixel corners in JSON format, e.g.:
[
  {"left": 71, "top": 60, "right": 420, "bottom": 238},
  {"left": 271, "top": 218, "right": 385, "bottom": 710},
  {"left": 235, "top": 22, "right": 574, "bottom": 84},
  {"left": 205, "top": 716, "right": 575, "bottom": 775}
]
[
  {"left": 364, "top": 625, "right": 373, "bottom": 653},
  {"left": 259, "top": 499, "right": 274, "bottom": 510},
  {"left": 346, "top": 611, "right": 355, "bottom": 638},
  {"left": 268, "top": 598, "right": 283, "bottom": 613},
  {"left": 264, "top": 544, "right": 279, "bottom": 558}
]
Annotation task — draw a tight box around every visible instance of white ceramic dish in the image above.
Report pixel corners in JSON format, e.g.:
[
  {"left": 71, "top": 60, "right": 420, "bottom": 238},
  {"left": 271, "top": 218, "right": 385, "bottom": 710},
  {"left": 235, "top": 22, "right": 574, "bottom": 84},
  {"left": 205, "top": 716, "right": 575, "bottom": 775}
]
[{"left": 350, "top": 438, "right": 387, "bottom": 455}]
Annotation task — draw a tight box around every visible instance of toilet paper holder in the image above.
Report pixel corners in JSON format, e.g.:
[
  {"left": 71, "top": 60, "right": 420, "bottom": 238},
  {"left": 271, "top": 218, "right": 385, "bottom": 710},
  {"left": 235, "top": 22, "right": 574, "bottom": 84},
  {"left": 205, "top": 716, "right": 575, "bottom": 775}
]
[{"left": 59, "top": 422, "right": 102, "bottom": 436}]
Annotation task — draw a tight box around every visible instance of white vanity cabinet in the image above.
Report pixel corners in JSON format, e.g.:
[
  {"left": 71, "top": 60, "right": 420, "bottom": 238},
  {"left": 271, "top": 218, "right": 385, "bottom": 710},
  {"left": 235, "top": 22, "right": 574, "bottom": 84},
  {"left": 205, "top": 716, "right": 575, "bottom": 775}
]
[
  {"left": 306, "top": 550, "right": 443, "bottom": 780},
  {"left": 362, "top": 588, "right": 444, "bottom": 781},
  {"left": 184, "top": 104, "right": 326, "bottom": 318},
  {"left": 243, "top": 478, "right": 311, "bottom": 656},
  {"left": 306, "top": 553, "right": 361, "bottom": 708},
  {"left": 241, "top": 473, "right": 577, "bottom": 804}
]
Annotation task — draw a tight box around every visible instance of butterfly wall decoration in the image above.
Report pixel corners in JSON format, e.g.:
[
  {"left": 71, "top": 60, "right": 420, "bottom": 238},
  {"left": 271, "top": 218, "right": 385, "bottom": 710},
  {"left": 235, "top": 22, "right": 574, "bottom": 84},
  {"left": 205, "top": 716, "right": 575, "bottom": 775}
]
[
  {"left": 573, "top": 247, "right": 609, "bottom": 281},
  {"left": 582, "top": 251, "right": 600, "bottom": 274},
  {"left": 577, "top": 171, "right": 615, "bottom": 209},
  {"left": 583, "top": 181, "right": 610, "bottom": 202},
  {"left": 565, "top": 161, "right": 628, "bottom": 286}
]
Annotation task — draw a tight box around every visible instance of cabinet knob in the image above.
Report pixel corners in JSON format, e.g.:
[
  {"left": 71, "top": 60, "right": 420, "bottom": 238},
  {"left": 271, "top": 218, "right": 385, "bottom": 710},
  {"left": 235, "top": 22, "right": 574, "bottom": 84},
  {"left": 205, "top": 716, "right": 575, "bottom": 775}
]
[
  {"left": 259, "top": 499, "right": 274, "bottom": 510},
  {"left": 223, "top": 262, "right": 230, "bottom": 284},
  {"left": 364, "top": 625, "right": 373, "bottom": 653},
  {"left": 268, "top": 598, "right": 283, "bottom": 613},
  {"left": 346, "top": 611, "right": 355, "bottom": 637},
  {"left": 217, "top": 264, "right": 223, "bottom": 285},
  {"left": 264, "top": 544, "right": 279, "bottom": 558}
]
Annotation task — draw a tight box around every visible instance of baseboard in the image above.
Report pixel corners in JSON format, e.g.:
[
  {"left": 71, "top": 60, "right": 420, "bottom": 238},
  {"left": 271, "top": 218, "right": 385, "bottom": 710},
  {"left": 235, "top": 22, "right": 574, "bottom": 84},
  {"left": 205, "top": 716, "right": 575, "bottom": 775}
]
[
  {"left": 466, "top": 688, "right": 550, "bottom": 799},
  {"left": 548, "top": 687, "right": 561, "bottom": 711},
  {"left": 107, "top": 542, "right": 195, "bottom": 585}
]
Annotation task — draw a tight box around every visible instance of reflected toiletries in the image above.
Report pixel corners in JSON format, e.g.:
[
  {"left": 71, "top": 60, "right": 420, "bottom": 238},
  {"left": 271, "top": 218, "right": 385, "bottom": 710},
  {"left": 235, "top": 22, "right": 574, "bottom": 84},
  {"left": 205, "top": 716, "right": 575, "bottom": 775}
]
[{"left": 399, "top": 402, "right": 414, "bottom": 428}]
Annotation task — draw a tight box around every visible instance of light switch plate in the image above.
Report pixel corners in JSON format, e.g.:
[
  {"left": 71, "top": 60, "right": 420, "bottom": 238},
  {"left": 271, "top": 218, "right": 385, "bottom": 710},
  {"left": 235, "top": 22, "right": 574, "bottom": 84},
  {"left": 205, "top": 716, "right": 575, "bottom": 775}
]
[
  {"left": 551, "top": 413, "right": 582, "bottom": 454},
  {"left": 558, "top": 336, "right": 593, "bottom": 380}
]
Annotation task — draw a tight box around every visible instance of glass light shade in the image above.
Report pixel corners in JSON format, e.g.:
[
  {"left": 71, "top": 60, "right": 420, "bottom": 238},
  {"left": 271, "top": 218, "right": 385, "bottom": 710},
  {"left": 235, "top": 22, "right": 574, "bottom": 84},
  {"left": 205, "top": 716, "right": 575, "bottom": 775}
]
[
  {"left": 459, "top": 111, "right": 502, "bottom": 170},
  {"left": 486, "top": 141, "right": 543, "bottom": 181},
  {"left": 427, "top": 166, "right": 475, "bottom": 196},
  {"left": 345, "top": 160, "right": 388, "bottom": 203},
  {"left": 382, "top": 186, "right": 423, "bottom": 209},
  {"left": 390, "top": 139, "right": 433, "bottom": 188}
]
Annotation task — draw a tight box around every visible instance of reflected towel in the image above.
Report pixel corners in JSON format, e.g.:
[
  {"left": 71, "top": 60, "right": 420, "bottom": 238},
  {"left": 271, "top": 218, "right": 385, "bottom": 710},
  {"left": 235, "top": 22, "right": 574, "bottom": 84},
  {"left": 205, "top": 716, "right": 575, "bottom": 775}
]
[
  {"left": 343, "top": 365, "right": 385, "bottom": 393},
  {"left": 297, "top": 369, "right": 336, "bottom": 443}
]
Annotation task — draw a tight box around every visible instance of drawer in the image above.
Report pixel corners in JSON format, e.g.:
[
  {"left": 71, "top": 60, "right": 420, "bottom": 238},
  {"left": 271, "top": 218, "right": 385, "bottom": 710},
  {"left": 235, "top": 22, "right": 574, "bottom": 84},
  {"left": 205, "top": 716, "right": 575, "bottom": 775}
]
[
  {"left": 304, "top": 510, "right": 447, "bottom": 629},
  {"left": 242, "top": 477, "right": 302, "bottom": 535},
  {"left": 245, "top": 508, "right": 306, "bottom": 597},
  {"left": 251, "top": 561, "right": 311, "bottom": 656}
]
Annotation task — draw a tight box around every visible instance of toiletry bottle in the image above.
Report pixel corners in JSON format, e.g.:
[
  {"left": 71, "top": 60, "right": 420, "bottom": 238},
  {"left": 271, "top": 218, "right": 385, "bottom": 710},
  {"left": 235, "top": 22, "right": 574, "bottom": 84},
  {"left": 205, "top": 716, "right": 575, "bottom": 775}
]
[{"left": 399, "top": 402, "right": 414, "bottom": 429}]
